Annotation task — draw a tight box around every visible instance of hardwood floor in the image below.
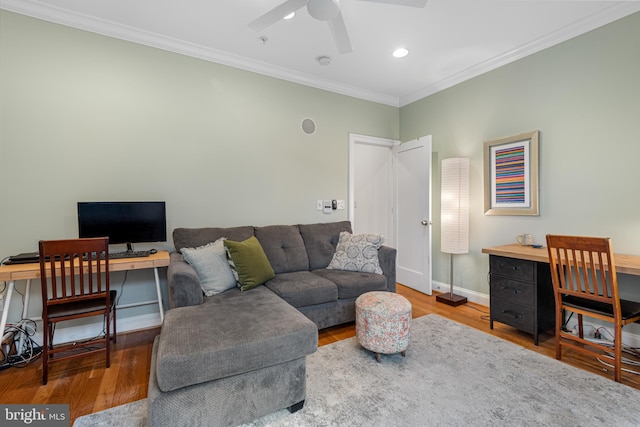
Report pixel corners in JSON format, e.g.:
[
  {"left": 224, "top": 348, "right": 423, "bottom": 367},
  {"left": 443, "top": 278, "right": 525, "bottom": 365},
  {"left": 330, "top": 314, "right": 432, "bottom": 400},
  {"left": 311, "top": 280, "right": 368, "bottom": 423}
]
[{"left": 1, "top": 284, "right": 638, "bottom": 425}]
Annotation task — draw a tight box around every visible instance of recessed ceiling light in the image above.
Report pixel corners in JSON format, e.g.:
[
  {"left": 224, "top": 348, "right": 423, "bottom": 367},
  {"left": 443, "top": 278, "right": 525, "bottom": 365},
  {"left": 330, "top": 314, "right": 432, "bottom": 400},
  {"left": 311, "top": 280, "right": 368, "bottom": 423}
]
[
  {"left": 393, "top": 47, "right": 409, "bottom": 58},
  {"left": 317, "top": 55, "right": 331, "bottom": 66},
  {"left": 283, "top": 12, "right": 295, "bottom": 20}
]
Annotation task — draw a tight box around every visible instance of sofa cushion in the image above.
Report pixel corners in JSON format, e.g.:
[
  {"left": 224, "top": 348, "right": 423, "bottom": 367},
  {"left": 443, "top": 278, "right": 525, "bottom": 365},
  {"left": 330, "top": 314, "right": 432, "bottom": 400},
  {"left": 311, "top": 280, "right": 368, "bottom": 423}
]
[
  {"left": 180, "top": 239, "right": 236, "bottom": 296},
  {"left": 173, "top": 226, "right": 254, "bottom": 253},
  {"left": 298, "top": 221, "right": 352, "bottom": 270},
  {"left": 224, "top": 236, "right": 275, "bottom": 291},
  {"left": 313, "top": 268, "right": 388, "bottom": 299},
  {"left": 255, "top": 225, "right": 310, "bottom": 274},
  {"left": 156, "top": 286, "right": 318, "bottom": 392},
  {"left": 327, "top": 232, "right": 386, "bottom": 274},
  {"left": 265, "top": 271, "right": 338, "bottom": 307}
]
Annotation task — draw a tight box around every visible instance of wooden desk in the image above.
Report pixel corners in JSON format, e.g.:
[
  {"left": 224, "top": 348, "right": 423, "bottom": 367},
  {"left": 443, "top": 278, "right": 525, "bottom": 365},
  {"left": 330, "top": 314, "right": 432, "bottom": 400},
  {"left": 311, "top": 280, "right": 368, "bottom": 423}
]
[
  {"left": 482, "top": 244, "right": 640, "bottom": 345},
  {"left": 482, "top": 244, "right": 640, "bottom": 276},
  {"left": 0, "top": 251, "right": 170, "bottom": 342}
]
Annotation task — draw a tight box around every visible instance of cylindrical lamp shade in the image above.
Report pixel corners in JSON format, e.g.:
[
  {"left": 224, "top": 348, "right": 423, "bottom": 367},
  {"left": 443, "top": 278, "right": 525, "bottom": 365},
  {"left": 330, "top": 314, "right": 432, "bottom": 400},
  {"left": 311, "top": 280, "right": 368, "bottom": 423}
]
[{"left": 441, "top": 157, "right": 470, "bottom": 254}]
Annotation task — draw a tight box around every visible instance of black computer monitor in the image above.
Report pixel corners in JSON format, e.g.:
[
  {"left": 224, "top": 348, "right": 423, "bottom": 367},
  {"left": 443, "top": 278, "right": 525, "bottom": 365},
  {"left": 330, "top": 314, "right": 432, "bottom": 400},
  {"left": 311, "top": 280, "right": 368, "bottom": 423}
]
[{"left": 77, "top": 201, "right": 167, "bottom": 251}]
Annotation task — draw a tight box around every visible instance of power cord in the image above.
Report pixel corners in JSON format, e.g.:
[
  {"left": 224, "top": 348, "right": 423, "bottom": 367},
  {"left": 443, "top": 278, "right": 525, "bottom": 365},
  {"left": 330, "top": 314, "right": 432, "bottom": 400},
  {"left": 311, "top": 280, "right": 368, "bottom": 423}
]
[
  {"left": 115, "top": 270, "right": 129, "bottom": 306},
  {"left": 568, "top": 322, "right": 640, "bottom": 376},
  {"left": 0, "top": 319, "right": 42, "bottom": 370}
]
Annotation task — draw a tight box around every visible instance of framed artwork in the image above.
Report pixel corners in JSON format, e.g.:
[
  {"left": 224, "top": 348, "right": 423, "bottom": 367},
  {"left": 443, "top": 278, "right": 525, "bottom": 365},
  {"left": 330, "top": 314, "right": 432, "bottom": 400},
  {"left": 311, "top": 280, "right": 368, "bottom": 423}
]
[{"left": 483, "top": 130, "right": 539, "bottom": 216}]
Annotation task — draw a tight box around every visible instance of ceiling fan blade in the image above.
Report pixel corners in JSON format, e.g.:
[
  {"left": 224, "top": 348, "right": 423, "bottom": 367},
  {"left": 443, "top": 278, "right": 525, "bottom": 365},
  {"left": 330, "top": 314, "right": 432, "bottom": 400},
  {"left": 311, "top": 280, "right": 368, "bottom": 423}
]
[
  {"left": 357, "top": 0, "right": 428, "bottom": 7},
  {"left": 328, "top": 12, "right": 353, "bottom": 54},
  {"left": 249, "top": 0, "right": 308, "bottom": 32}
]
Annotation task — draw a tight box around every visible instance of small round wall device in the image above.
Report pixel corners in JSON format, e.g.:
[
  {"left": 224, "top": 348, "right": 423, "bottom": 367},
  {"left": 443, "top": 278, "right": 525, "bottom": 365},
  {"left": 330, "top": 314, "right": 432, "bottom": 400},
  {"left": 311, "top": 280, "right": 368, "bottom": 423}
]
[{"left": 301, "top": 118, "right": 316, "bottom": 135}]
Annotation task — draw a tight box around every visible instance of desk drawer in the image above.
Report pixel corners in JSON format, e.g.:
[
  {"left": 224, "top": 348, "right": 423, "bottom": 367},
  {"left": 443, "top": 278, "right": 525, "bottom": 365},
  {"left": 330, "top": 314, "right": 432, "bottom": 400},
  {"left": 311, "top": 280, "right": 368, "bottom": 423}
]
[
  {"left": 490, "top": 299, "right": 534, "bottom": 334},
  {"left": 490, "top": 277, "right": 534, "bottom": 307},
  {"left": 490, "top": 256, "right": 534, "bottom": 282}
]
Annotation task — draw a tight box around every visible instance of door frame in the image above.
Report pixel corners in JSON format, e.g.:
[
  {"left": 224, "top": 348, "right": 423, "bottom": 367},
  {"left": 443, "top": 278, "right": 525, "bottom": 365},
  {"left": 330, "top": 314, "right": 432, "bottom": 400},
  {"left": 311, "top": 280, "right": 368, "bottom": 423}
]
[
  {"left": 349, "top": 133, "right": 432, "bottom": 294},
  {"left": 348, "top": 133, "right": 399, "bottom": 243}
]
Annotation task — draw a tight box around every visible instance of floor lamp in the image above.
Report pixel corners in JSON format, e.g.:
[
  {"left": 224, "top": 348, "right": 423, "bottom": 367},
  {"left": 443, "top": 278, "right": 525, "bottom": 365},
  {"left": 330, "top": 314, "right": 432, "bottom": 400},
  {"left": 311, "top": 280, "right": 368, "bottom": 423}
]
[{"left": 437, "top": 157, "right": 469, "bottom": 307}]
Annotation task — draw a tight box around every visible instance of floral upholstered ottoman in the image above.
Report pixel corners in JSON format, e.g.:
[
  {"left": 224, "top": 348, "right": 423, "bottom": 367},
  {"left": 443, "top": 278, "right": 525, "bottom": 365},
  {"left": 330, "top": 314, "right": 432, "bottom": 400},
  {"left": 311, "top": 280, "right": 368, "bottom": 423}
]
[{"left": 355, "top": 291, "right": 412, "bottom": 362}]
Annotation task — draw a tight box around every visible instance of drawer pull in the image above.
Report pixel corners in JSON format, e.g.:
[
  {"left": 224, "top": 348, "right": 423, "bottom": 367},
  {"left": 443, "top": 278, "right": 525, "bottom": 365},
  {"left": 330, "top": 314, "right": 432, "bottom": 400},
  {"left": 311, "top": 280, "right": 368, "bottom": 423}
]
[
  {"left": 502, "top": 286, "right": 521, "bottom": 295},
  {"left": 502, "top": 310, "right": 522, "bottom": 320}
]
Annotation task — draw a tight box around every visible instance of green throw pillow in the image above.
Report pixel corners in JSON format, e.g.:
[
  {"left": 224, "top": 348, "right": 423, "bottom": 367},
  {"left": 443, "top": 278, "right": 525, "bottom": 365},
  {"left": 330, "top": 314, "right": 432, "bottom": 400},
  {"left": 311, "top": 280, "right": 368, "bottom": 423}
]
[{"left": 224, "top": 236, "right": 275, "bottom": 291}]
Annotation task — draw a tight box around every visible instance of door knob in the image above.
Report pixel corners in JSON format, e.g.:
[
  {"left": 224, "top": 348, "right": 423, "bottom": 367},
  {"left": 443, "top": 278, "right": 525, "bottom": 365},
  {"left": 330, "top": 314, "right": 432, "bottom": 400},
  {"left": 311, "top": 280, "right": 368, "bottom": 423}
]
[{"left": 421, "top": 220, "right": 431, "bottom": 225}]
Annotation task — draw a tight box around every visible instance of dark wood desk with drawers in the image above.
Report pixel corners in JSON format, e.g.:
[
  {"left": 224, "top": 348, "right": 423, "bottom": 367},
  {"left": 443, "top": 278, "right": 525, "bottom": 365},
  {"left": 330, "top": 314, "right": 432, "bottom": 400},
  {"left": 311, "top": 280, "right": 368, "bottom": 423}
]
[{"left": 482, "top": 244, "right": 640, "bottom": 345}]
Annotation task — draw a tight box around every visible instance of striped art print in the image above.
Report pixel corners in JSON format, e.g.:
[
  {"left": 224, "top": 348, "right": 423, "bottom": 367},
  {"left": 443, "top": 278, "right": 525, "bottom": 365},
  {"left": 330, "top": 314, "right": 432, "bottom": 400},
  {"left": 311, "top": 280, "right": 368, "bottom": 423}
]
[{"left": 494, "top": 144, "right": 525, "bottom": 204}]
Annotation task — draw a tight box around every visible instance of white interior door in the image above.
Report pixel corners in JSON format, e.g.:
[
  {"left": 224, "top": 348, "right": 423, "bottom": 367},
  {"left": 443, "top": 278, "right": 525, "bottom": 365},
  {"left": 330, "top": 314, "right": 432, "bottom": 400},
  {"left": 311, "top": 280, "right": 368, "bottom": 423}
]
[{"left": 393, "top": 136, "right": 432, "bottom": 295}]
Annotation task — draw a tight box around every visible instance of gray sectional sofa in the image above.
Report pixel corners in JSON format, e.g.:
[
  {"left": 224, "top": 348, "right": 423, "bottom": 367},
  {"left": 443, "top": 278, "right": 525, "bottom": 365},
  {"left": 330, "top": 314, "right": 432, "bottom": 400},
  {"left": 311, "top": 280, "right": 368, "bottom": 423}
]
[{"left": 148, "top": 221, "right": 397, "bottom": 426}]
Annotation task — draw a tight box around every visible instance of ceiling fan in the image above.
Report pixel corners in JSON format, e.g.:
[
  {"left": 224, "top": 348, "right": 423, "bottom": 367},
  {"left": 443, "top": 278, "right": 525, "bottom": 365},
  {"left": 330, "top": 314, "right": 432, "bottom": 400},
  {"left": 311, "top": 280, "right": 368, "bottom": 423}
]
[{"left": 249, "top": 0, "right": 428, "bottom": 54}]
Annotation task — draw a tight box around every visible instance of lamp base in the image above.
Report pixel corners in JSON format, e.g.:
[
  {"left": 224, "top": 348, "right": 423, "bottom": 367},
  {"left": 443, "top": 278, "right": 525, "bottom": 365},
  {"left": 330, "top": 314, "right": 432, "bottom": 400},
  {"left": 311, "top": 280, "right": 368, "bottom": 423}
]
[{"left": 436, "top": 293, "right": 467, "bottom": 307}]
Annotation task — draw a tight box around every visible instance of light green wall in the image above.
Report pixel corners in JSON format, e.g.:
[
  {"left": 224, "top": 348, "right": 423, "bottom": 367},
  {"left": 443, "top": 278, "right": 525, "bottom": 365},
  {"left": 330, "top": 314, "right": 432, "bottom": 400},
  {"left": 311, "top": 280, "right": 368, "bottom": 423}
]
[
  {"left": 0, "top": 10, "right": 398, "bottom": 321},
  {"left": 401, "top": 11, "right": 640, "bottom": 334},
  {"left": 0, "top": 10, "right": 399, "bottom": 255}
]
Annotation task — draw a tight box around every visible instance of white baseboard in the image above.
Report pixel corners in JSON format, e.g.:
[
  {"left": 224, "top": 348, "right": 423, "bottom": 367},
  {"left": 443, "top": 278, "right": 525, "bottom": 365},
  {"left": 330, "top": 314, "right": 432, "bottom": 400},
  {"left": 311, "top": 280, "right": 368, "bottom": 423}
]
[
  {"left": 433, "top": 280, "right": 640, "bottom": 348},
  {"left": 563, "top": 319, "right": 640, "bottom": 348},
  {"left": 432, "top": 280, "right": 490, "bottom": 306},
  {"left": 33, "top": 313, "right": 161, "bottom": 346}
]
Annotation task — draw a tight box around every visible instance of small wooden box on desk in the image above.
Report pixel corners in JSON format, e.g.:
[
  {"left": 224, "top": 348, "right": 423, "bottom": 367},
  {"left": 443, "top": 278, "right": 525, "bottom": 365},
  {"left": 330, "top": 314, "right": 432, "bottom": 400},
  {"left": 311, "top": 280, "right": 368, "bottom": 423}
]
[{"left": 482, "top": 244, "right": 555, "bottom": 346}]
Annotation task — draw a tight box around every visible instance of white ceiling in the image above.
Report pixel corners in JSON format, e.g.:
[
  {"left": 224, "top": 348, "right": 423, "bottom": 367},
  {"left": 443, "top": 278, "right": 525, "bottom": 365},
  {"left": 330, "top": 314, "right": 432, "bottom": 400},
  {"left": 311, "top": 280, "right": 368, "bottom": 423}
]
[{"left": 2, "top": 0, "right": 639, "bottom": 106}]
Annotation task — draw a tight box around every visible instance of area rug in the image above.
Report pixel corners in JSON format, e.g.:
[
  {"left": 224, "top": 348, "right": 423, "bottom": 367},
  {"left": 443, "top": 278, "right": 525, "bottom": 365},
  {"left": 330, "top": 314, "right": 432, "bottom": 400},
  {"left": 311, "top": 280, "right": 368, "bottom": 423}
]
[{"left": 74, "top": 314, "right": 640, "bottom": 427}]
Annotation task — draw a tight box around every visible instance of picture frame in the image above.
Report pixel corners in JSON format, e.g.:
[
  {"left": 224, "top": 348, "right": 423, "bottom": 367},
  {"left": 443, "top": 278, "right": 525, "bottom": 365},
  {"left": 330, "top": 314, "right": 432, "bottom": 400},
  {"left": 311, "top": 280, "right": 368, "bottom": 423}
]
[{"left": 483, "top": 130, "right": 539, "bottom": 216}]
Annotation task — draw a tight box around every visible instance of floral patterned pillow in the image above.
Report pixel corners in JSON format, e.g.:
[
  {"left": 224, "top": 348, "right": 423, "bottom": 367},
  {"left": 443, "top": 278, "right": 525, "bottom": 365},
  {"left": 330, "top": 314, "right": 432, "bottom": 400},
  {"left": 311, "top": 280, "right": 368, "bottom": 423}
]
[{"left": 327, "top": 232, "right": 385, "bottom": 274}]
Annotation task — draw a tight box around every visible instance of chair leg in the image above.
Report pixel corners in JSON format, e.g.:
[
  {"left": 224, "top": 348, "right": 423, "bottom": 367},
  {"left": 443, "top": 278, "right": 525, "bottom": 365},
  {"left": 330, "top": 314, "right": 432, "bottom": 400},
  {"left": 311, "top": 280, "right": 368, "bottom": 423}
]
[
  {"left": 555, "top": 309, "right": 563, "bottom": 360},
  {"left": 42, "top": 322, "right": 49, "bottom": 385},
  {"left": 112, "top": 305, "right": 117, "bottom": 344},
  {"left": 105, "top": 309, "right": 111, "bottom": 369},
  {"left": 614, "top": 326, "right": 623, "bottom": 382},
  {"left": 578, "top": 314, "right": 584, "bottom": 339},
  {"left": 48, "top": 324, "right": 55, "bottom": 351}
]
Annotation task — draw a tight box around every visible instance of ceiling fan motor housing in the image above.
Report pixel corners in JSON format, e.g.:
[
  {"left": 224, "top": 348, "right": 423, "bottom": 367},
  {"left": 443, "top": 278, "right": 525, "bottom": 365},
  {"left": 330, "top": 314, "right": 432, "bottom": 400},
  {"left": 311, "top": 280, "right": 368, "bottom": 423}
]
[{"left": 307, "top": 0, "right": 341, "bottom": 21}]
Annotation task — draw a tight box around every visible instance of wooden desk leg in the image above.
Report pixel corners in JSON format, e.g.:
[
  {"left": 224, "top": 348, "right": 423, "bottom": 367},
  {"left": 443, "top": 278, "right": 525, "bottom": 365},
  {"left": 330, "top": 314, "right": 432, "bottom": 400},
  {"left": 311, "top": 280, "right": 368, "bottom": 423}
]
[
  {"left": 0, "top": 280, "right": 15, "bottom": 344},
  {"left": 22, "top": 279, "right": 31, "bottom": 319},
  {"left": 153, "top": 267, "right": 164, "bottom": 322}
]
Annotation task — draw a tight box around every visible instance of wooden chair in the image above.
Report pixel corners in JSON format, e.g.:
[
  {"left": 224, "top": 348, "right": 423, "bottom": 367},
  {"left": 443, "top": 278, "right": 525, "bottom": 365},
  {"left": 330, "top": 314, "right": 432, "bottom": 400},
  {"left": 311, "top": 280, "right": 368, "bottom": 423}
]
[
  {"left": 546, "top": 235, "right": 640, "bottom": 382},
  {"left": 39, "top": 237, "right": 116, "bottom": 385}
]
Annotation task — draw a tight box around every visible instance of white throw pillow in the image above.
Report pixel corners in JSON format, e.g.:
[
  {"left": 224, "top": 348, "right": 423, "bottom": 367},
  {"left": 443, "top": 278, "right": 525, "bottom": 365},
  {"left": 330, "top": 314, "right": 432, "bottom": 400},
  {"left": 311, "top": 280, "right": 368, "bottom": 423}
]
[
  {"left": 181, "top": 238, "right": 236, "bottom": 296},
  {"left": 327, "top": 231, "right": 385, "bottom": 274}
]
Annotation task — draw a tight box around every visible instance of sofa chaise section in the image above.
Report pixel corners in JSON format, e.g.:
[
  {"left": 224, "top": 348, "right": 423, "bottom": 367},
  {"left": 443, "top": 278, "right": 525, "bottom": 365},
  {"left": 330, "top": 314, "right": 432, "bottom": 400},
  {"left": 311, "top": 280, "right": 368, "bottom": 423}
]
[{"left": 148, "top": 286, "right": 317, "bottom": 426}]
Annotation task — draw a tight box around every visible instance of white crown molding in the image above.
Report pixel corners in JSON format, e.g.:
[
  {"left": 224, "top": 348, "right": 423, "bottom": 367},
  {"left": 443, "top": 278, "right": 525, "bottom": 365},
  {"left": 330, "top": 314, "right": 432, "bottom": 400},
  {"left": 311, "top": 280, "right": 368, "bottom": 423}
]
[
  {"left": 0, "top": 0, "right": 400, "bottom": 107},
  {"left": 3, "top": 1, "right": 639, "bottom": 108},
  {"left": 399, "top": 2, "right": 640, "bottom": 107}
]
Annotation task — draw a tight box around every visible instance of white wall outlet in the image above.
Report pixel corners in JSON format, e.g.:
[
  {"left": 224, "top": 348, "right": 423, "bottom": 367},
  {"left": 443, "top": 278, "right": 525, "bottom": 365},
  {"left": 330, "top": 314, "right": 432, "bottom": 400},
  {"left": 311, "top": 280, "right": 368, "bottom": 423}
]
[
  {"left": 316, "top": 200, "right": 323, "bottom": 211},
  {"left": 336, "top": 200, "right": 345, "bottom": 210},
  {"left": 323, "top": 200, "right": 332, "bottom": 214}
]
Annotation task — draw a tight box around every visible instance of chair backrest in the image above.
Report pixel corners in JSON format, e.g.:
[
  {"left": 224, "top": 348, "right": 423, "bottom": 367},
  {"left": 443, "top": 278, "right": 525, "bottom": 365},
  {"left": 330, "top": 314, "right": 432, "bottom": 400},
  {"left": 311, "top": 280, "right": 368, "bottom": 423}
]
[
  {"left": 39, "top": 237, "right": 110, "bottom": 308},
  {"left": 546, "top": 235, "right": 621, "bottom": 315}
]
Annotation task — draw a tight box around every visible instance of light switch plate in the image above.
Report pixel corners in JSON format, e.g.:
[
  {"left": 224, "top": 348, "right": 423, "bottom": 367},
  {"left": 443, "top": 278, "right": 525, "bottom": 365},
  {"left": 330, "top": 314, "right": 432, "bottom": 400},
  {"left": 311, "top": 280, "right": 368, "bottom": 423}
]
[
  {"left": 336, "top": 200, "right": 345, "bottom": 210},
  {"left": 316, "top": 200, "right": 323, "bottom": 211}
]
